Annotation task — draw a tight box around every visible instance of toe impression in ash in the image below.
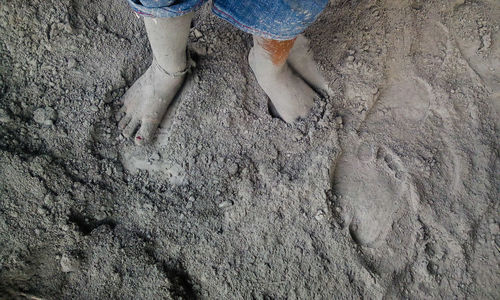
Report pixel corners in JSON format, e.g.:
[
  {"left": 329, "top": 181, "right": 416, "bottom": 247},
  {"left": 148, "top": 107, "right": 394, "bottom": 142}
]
[
  {"left": 332, "top": 140, "right": 409, "bottom": 247},
  {"left": 249, "top": 36, "right": 320, "bottom": 123}
]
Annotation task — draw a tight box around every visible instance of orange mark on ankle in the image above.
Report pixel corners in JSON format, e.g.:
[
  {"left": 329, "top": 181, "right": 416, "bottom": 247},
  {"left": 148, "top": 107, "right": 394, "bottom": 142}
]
[{"left": 260, "top": 38, "right": 296, "bottom": 65}]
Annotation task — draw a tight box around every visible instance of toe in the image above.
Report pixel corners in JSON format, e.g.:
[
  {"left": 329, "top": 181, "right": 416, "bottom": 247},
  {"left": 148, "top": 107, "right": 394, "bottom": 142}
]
[
  {"left": 118, "top": 114, "right": 132, "bottom": 129},
  {"left": 123, "top": 119, "right": 141, "bottom": 138},
  {"left": 115, "top": 106, "right": 127, "bottom": 122},
  {"left": 119, "top": 104, "right": 127, "bottom": 114},
  {"left": 134, "top": 122, "right": 158, "bottom": 145}
]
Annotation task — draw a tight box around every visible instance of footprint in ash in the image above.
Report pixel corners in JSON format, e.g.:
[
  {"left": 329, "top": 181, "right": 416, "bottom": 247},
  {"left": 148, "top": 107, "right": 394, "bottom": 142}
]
[
  {"left": 332, "top": 137, "right": 412, "bottom": 247},
  {"left": 331, "top": 75, "right": 429, "bottom": 248}
]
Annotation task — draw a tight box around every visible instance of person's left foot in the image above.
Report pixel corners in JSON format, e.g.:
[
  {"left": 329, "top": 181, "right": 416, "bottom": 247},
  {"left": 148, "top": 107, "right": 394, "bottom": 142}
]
[
  {"left": 117, "top": 59, "right": 186, "bottom": 145},
  {"left": 249, "top": 38, "right": 317, "bottom": 123}
]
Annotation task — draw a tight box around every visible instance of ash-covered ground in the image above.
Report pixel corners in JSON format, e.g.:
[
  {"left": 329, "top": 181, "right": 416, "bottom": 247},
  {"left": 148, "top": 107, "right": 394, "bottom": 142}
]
[{"left": 1, "top": 0, "right": 499, "bottom": 299}]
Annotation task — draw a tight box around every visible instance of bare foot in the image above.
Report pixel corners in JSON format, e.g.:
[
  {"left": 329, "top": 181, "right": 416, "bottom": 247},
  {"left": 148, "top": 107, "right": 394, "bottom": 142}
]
[
  {"left": 117, "top": 59, "right": 186, "bottom": 145},
  {"left": 287, "top": 35, "right": 332, "bottom": 96},
  {"left": 248, "top": 39, "right": 317, "bottom": 123}
]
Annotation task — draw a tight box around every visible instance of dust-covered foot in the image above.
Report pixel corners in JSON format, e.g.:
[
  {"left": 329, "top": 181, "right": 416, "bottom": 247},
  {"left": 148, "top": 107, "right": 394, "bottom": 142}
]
[
  {"left": 287, "top": 35, "right": 333, "bottom": 96},
  {"left": 117, "top": 59, "right": 186, "bottom": 145},
  {"left": 248, "top": 44, "right": 316, "bottom": 123}
]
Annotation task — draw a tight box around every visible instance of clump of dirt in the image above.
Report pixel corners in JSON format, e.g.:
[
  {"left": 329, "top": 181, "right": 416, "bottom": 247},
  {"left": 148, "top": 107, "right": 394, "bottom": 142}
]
[{"left": 1, "top": 0, "right": 498, "bottom": 299}]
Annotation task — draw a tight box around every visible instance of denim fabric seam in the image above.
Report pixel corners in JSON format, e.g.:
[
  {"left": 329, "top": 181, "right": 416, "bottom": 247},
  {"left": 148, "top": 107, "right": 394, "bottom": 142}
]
[
  {"left": 159, "top": 0, "right": 205, "bottom": 14},
  {"left": 129, "top": 0, "right": 206, "bottom": 18},
  {"left": 211, "top": 4, "right": 299, "bottom": 40}
]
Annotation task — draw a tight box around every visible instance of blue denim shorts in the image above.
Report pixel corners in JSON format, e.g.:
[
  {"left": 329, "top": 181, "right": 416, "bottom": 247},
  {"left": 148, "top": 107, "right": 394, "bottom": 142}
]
[{"left": 127, "top": 0, "right": 328, "bottom": 40}]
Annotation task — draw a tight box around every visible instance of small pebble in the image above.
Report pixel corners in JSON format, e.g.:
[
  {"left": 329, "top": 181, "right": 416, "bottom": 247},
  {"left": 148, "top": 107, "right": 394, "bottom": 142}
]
[
  {"left": 411, "top": 0, "right": 423, "bottom": 10},
  {"left": 33, "top": 107, "right": 57, "bottom": 126},
  {"left": 218, "top": 200, "right": 233, "bottom": 208},
  {"left": 190, "top": 42, "right": 207, "bottom": 56},
  {"left": 315, "top": 210, "right": 325, "bottom": 221},
  {"left": 150, "top": 152, "right": 161, "bottom": 161},
  {"left": 67, "top": 58, "right": 77, "bottom": 69},
  {"left": 193, "top": 29, "right": 203, "bottom": 38},
  {"left": 97, "top": 14, "right": 105, "bottom": 23},
  {"left": 63, "top": 23, "right": 74, "bottom": 34},
  {"left": 334, "top": 116, "right": 343, "bottom": 126},
  {"left": 60, "top": 255, "right": 73, "bottom": 273},
  {"left": 0, "top": 108, "right": 12, "bottom": 123},
  {"left": 228, "top": 163, "right": 238, "bottom": 175},
  {"left": 43, "top": 193, "right": 54, "bottom": 205}
]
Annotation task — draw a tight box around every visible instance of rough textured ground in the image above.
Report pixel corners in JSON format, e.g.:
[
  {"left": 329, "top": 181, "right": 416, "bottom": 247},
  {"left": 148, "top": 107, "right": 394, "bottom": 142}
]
[{"left": 0, "top": 0, "right": 499, "bottom": 299}]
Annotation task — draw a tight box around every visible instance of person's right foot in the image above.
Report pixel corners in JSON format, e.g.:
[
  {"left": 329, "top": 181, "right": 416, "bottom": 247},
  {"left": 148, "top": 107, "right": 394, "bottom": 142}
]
[{"left": 117, "top": 59, "right": 186, "bottom": 145}]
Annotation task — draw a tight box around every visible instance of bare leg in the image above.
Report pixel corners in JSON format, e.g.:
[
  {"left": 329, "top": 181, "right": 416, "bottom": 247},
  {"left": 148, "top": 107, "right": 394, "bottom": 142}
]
[
  {"left": 118, "top": 13, "right": 193, "bottom": 145},
  {"left": 249, "top": 36, "right": 317, "bottom": 122}
]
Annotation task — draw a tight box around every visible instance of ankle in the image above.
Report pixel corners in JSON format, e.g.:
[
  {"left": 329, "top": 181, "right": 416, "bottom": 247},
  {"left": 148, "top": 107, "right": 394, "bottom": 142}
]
[
  {"left": 249, "top": 46, "right": 285, "bottom": 76},
  {"left": 154, "top": 50, "right": 187, "bottom": 74},
  {"left": 152, "top": 59, "right": 188, "bottom": 79}
]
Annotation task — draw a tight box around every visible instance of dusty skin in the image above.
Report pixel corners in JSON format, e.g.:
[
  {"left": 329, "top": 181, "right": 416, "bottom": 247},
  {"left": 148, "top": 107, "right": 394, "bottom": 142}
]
[
  {"left": 118, "top": 14, "right": 192, "bottom": 145},
  {"left": 119, "top": 13, "right": 324, "bottom": 144},
  {"left": 0, "top": 0, "right": 499, "bottom": 299},
  {"left": 249, "top": 36, "right": 318, "bottom": 123}
]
